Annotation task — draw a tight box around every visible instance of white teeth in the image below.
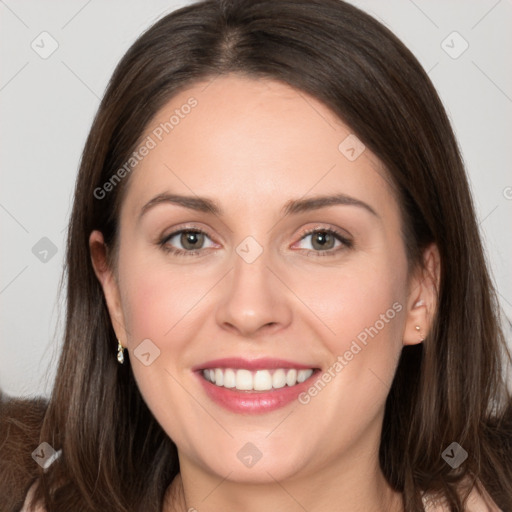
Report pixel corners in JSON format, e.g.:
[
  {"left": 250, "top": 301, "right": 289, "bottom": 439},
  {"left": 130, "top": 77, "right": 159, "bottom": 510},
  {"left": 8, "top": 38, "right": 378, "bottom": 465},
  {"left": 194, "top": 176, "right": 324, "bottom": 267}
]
[
  {"left": 254, "top": 370, "right": 273, "bottom": 391},
  {"left": 297, "top": 369, "right": 312, "bottom": 383},
  {"left": 236, "top": 369, "right": 253, "bottom": 390},
  {"left": 224, "top": 368, "right": 236, "bottom": 388},
  {"left": 272, "top": 369, "right": 287, "bottom": 389},
  {"left": 214, "top": 368, "right": 223, "bottom": 386},
  {"left": 286, "top": 368, "right": 297, "bottom": 386},
  {"left": 202, "top": 367, "right": 314, "bottom": 391}
]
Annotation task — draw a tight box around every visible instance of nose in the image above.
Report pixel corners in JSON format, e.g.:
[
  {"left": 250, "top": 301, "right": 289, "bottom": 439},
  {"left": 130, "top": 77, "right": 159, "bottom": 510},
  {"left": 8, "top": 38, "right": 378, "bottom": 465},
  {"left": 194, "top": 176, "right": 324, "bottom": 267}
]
[{"left": 215, "top": 243, "right": 293, "bottom": 338}]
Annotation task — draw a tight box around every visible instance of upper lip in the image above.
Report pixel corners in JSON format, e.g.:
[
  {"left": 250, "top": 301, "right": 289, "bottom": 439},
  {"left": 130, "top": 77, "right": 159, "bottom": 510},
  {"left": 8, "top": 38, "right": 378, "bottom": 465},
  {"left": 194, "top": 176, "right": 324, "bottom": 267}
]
[{"left": 192, "top": 357, "right": 318, "bottom": 371}]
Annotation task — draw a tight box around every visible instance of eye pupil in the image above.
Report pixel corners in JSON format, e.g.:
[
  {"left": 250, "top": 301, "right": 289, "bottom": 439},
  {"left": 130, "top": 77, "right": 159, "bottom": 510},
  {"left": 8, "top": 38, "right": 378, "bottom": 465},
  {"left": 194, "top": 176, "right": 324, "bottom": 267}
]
[
  {"left": 181, "top": 231, "right": 203, "bottom": 250},
  {"left": 312, "top": 231, "right": 334, "bottom": 250}
]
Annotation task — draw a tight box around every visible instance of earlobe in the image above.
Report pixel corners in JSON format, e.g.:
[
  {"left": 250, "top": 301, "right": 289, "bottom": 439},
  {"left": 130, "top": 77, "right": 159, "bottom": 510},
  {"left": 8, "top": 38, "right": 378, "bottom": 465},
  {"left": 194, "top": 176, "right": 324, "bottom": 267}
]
[
  {"left": 89, "top": 230, "right": 127, "bottom": 342},
  {"left": 402, "top": 243, "right": 441, "bottom": 346},
  {"left": 403, "top": 300, "right": 428, "bottom": 346}
]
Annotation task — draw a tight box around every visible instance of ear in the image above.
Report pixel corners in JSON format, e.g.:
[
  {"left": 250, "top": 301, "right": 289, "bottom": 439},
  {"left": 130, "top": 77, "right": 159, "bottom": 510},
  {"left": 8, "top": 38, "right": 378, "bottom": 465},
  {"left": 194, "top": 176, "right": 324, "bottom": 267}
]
[
  {"left": 89, "top": 230, "right": 128, "bottom": 343},
  {"left": 403, "top": 243, "right": 441, "bottom": 346}
]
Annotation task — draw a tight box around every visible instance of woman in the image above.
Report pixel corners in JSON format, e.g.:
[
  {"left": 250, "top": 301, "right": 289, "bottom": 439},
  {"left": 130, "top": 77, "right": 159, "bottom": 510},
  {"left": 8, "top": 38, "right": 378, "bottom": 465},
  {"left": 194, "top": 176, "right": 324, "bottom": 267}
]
[{"left": 10, "top": 0, "right": 512, "bottom": 510}]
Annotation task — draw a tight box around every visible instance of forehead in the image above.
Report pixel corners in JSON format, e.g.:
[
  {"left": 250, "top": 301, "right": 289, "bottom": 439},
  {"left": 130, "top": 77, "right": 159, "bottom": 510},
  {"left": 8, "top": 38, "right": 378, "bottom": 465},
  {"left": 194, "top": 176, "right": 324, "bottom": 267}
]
[{"left": 121, "top": 73, "right": 395, "bottom": 222}]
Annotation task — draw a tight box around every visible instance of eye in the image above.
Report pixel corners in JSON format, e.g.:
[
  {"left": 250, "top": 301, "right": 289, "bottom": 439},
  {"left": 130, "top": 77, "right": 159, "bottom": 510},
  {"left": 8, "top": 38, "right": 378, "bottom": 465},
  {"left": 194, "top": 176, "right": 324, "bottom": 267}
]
[
  {"left": 158, "top": 225, "right": 352, "bottom": 258},
  {"left": 293, "top": 227, "right": 352, "bottom": 256},
  {"left": 159, "top": 228, "right": 216, "bottom": 256}
]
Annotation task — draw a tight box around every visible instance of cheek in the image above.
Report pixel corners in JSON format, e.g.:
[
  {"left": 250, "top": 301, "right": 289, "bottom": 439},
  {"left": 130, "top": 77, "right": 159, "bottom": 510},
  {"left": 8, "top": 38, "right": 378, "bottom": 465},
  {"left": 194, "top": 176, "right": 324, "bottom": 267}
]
[
  {"left": 119, "top": 251, "right": 214, "bottom": 346},
  {"left": 331, "top": 270, "right": 404, "bottom": 349},
  {"left": 117, "top": 255, "right": 211, "bottom": 438},
  {"left": 296, "top": 251, "right": 407, "bottom": 403},
  {"left": 294, "top": 251, "right": 406, "bottom": 351},
  {"left": 292, "top": 258, "right": 407, "bottom": 435}
]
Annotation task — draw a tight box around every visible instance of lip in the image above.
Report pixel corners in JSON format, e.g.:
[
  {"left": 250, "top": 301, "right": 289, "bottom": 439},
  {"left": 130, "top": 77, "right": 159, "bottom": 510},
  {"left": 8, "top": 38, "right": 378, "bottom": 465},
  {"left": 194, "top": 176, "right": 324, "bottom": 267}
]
[
  {"left": 193, "top": 358, "right": 321, "bottom": 415},
  {"left": 192, "top": 357, "right": 316, "bottom": 371}
]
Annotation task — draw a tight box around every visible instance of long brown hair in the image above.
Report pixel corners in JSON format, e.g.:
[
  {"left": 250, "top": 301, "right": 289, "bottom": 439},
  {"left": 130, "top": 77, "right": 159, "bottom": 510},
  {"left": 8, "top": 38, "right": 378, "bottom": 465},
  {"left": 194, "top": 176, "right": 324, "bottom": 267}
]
[{"left": 16, "top": 0, "right": 512, "bottom": 510}]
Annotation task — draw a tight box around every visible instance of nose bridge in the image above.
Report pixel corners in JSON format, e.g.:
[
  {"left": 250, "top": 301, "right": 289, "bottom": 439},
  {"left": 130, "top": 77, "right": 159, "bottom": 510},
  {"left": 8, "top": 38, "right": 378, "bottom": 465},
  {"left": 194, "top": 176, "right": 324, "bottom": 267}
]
[
  {"left": 232, "top": 234, "right": 270, "bottom": 290},
  {"left": 214, "top": 234, "right": 292, "bottom": 336}
]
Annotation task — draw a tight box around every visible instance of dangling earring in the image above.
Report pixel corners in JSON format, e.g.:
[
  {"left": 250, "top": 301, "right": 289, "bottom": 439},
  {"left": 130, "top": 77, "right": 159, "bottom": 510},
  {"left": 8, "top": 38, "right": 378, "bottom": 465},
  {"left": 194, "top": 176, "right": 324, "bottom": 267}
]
[
  {"left": 117, "top": 339, "right": 125, "bottom": 364},
  {"left": 415, "top": 325, "right": 425, "bottom": 342}
]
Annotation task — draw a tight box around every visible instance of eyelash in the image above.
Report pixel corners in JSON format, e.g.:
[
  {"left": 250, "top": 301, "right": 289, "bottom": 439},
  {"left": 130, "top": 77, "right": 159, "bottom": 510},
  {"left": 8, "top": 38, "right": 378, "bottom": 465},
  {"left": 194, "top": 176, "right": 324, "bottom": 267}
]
[{"left": 158, "top": 226, "right": 353, "bottom": 258}]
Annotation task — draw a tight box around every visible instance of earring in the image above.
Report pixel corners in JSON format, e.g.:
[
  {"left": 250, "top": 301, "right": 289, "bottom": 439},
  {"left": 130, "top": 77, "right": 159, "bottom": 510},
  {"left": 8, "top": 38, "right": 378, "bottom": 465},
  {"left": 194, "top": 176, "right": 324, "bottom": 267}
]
[
  {"left": 415, "top": 325, "right": 425, "bottom": 342},
  {"left": 117, "top": 339, "right": 125, "bottom": 364}
]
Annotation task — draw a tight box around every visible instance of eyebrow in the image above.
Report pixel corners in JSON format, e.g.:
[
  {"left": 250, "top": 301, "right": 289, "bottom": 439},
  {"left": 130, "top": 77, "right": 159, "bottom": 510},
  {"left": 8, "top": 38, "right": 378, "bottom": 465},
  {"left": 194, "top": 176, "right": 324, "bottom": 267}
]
[{"left": 138, "top": 192, "right": 379, "bottom": 221}]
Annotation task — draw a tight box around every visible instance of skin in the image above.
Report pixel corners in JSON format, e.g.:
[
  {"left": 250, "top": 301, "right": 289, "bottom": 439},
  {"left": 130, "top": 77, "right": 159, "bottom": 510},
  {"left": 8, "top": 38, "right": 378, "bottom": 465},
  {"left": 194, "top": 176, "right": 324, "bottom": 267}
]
[{"left": 90, "top": 74, "right": 440, "bottom": 512}]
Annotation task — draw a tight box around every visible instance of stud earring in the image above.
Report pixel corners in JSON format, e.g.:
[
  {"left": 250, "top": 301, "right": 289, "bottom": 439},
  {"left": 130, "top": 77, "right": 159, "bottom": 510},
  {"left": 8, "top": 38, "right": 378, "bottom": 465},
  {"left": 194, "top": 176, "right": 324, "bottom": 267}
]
[
  {"left": 415, "top": 325, "right": 425, "bottom": 342},
  {"left": 117, "top": 339, "right": 125, "bottom": 364}
]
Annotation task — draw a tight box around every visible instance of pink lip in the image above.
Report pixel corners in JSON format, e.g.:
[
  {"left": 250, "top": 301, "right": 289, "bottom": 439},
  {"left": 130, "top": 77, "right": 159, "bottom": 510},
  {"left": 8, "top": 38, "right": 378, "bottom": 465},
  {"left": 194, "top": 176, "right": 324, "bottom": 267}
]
[
  {"left": 193, "top": 358, "right": 320, "bottom": 415},
  {"left": 192, "top": 357, "right": 316, "bottom": 371}
]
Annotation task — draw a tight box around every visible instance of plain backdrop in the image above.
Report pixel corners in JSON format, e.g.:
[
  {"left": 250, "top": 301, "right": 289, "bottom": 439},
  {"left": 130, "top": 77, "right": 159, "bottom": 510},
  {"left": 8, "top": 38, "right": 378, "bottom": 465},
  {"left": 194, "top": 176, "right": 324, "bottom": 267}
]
[{"left": 1, "top": 0, "right": 511, "bottom": 398}]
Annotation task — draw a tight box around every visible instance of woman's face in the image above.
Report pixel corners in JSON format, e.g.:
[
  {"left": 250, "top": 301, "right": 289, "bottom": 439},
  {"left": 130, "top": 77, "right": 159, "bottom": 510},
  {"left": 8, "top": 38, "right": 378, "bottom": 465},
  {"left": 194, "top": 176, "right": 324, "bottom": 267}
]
[{"left": 92, "top": 74, "right": 429, "bottom": 485}]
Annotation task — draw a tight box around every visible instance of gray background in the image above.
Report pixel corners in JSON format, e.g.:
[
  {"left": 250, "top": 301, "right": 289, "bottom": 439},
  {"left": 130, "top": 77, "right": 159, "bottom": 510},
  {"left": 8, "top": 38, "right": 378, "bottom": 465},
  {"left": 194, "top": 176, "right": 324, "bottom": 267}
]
[{"left": 1, "top": 0, "right": 511, "bottom": 399}]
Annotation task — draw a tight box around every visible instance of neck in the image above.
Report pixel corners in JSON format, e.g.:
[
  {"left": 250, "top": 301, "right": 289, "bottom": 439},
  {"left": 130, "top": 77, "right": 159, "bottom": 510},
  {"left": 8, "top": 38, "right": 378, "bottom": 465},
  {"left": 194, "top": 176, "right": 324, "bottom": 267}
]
[{"left": 164, "top": 449, "right": 403, "bottom": 512}]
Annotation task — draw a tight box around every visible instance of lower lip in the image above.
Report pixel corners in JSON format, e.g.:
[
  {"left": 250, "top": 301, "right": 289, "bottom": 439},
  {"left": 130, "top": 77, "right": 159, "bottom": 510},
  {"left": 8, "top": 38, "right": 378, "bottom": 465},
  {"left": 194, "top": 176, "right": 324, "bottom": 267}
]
[{"left": 195, "top": 370, "right": 319, "bottom": 414}]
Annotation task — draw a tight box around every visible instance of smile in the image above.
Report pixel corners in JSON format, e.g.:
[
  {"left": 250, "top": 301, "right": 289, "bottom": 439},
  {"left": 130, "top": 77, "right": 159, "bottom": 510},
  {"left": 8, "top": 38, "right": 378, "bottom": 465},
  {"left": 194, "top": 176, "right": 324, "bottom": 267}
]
[
  {"left": 193, "top": 357, "right": 321, "bottom": 413},
  {"left": 201, "top": 367, "right": 315, "bottom": 391}
]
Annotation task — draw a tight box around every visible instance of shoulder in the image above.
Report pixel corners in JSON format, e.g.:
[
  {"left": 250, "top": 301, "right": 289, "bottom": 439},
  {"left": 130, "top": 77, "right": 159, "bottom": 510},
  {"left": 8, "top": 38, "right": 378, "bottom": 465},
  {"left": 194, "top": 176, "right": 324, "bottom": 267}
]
[
  {"left": 21, "top": 481, "right": 46, "bottom": 512},
  {"left": 422, "top": 480, "right": 503, "bottom": 512}
]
